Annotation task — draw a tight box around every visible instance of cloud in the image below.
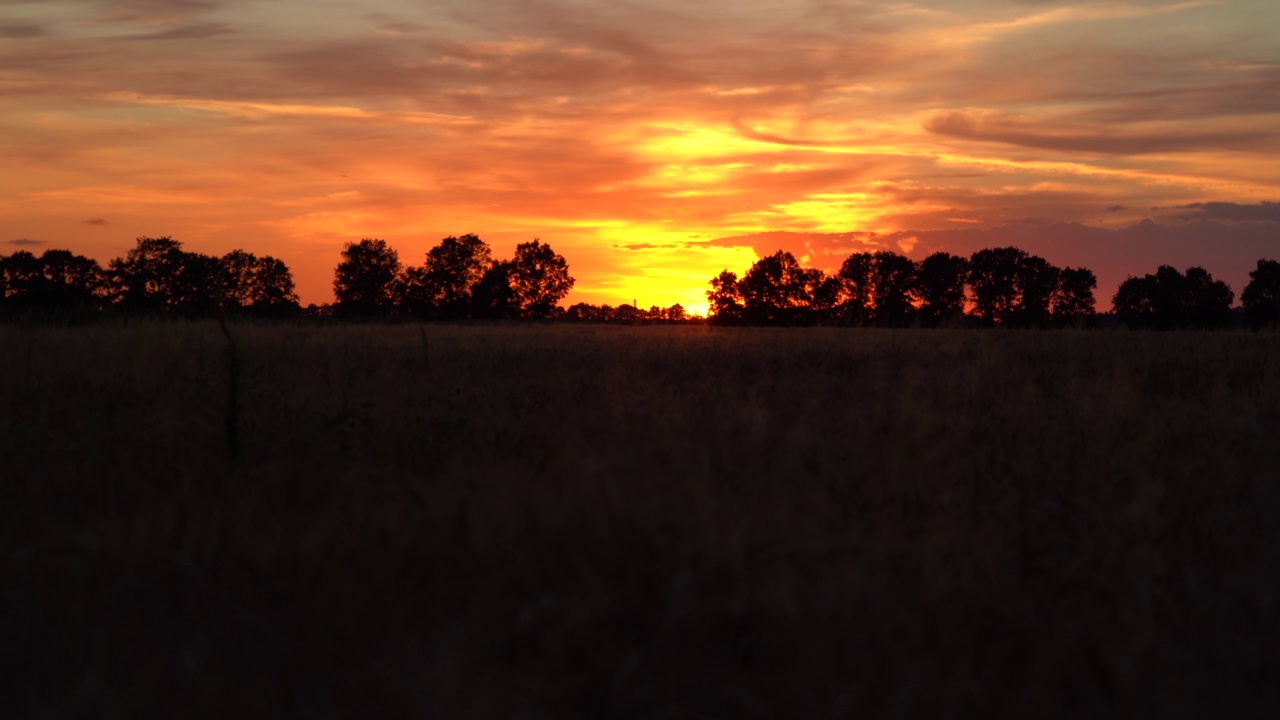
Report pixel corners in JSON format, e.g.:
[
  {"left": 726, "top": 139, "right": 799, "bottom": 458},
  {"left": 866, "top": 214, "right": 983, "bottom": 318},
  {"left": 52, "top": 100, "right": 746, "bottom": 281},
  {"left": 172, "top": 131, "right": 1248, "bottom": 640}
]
[
  {"left": 83, "top": 218, "right": 109, "bottom": 226},
  {"left": 924, "top": 110, "right": 1273, "bottom": 155},
  {"left": 91, "top": 0, "right": 220, "bottom": 23},
  {"left": 130, "top": 23, "right": 234, "bottom": 41},
  {"left": 6, "top": 238, "right": 45, "bottom": 247},
  {"left": 0, "top": 22, "right": 47, "bottom": 39},
  {"left": 1153, "top": 201, "right": 1280, "bottom": 223}
]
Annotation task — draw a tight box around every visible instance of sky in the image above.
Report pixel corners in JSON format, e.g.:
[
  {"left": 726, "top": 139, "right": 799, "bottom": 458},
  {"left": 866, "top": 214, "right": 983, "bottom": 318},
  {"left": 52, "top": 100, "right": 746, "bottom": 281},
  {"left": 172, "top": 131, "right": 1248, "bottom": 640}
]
[{"left": 2, "top": 0, "right": 1279, "bottom": 313}]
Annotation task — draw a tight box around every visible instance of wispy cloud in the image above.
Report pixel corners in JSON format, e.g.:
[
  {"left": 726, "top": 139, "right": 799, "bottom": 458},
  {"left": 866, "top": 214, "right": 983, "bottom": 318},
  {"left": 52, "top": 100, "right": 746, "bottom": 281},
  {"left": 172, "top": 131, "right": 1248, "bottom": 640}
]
[{"left": 0, "top": 21, "right": 48, "bottom": 38}]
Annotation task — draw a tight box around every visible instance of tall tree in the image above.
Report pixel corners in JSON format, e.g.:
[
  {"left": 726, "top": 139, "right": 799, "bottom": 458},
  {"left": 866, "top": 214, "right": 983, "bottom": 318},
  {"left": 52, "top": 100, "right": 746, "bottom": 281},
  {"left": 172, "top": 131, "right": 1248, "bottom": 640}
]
[
  {"left": 1184, "top": 266, "right": 1235, "bottom": 327},
  {"left": 739, "top": 251, "right": 815, "bottom": 324},
  {"left": 706, "top": 270, "right": 743, "bottom": 323},
  {"left": 249, "top": 256, "right": 300, "bottom": 312},
  {"left": 223, "top": 249, "right": 299, "bottom": 313},
  {"left": 505, "top": 239, "right": 574, "bottom": 318},
  {"left": 38, "top": 249, "right": 104, "bottom": 309},
  {"left": 1113, "top": 265, "right": 1233, "bottom": 329},
  {"left": 809, "top": 274, "right": 845, "bottom": 322},
  {"left": 1242, "top": 258, "right": 1280, "bottom": 327},
  {"left": 169, "top": 252, "right": 226, "bottom": 316},
  {"left": 912, "top": 252, "right": 968, "bottom": 327},
  {"left": 106, "top": 236, "right": 223, "bottom": 314},
  {"left": 400, "top": 234, "right": 494, "bottom": 319},
  {"left": 836, "top": 252, "right": 875, "bottom": 324},
  {"left": 0, "top": 250, "right": 45, "bottom": 309},
  {"left": 471, "top": 262, "right": 518, "bottom": 319},
  {"left": 107, "top": 236, "right": 184, "bottom": 311},
  {"left": 1013, "top": 255, "right": 1061, "bottom": 326},
  {"left": 872, "top": 251, "right": 917, "bottom": 326},
  {"left": 967, "top": 247, "right": 1025, "bottom": 325},
  {"left": 967, "top": 247, "right": 1061, "bottom": 326},
  {"left": 837, "top": 251, "right": 916, "bottom": 326},
  {"left": 1112, "top": 275, "right": 1158, "bottom": 327},
  {"left": 333, "top": 238, "right": 401, "bottom": 316},
  {"left": 1052, "top": 266, "right": 1097, "bottom": 325}
]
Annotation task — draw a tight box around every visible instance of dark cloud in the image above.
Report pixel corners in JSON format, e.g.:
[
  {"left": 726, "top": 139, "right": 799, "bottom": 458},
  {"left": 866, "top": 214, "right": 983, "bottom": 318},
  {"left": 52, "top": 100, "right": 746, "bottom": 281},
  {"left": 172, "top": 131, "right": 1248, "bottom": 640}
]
[
  {"left": 84, "top": 218, "right": 109, "bottom": 226},
  {"left": 95, "top": 0, "right": 219, "bottom": 20},
  {"left": 0, "top": 22, "right": 47, "bottom": 39},
  {"left": 1153, "top": 201, "right": 1280, "bottom": 224},
  {"left": 924, "top": 110, "right": 1273, "bottom": 155},
  {"left": 130, "top": 23, "right": 234, "bottom": 41},
  {"left": 732, "top": 120, "right": 828, "bottom": 148},
  {"left": 6, "top": 238, "right": 45, "bottom": 247}
]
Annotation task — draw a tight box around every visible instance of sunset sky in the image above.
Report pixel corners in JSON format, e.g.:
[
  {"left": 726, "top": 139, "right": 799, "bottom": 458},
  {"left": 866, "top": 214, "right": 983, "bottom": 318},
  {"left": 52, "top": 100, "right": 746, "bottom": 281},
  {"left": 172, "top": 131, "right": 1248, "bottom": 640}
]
[{"left": 3, "top": 0, "right": 1279, "bottom": 312}]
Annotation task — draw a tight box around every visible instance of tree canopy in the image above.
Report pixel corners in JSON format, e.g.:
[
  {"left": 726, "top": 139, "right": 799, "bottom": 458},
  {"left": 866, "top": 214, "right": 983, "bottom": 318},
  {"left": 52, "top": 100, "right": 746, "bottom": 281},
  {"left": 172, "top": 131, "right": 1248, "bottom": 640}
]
[
  {"left": 704, "top": 245, "right": 1101, "bottom": 328},
  {"left": 334, "top": 239, "right": 401, "bottom": 317},
  {"left": 1242, "top": 259, "right": 1280, "bottom": 327},
  {"left": 1113, "top": 265, "right": 1234, "bottom": 329}
]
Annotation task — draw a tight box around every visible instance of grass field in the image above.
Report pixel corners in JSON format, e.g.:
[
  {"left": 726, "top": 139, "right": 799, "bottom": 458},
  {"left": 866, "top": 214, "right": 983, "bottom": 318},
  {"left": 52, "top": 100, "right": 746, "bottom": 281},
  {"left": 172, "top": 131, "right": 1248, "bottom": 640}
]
[{"left": 2, "top": 323, "right": 1279, "bottom": 718}]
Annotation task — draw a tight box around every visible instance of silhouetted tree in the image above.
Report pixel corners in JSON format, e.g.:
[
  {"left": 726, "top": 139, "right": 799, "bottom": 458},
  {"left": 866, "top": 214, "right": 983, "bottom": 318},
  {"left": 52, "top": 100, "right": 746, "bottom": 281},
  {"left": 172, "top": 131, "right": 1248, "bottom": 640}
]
[
  {"left": 1014, "top": 255, "right": 1060, "bottom": 326},
  {"left": 912, "top": 252, "right": 968, "bottom": 327},
  {"left": 967, "top": 247, "right": 1024, "bottom": 325},
  {"left": 1242, "top": 259, "right": 1280, "bottom": 327},
  {"left": 665, "top": 303, "right": 686, "bottom": 321},
  {"left": 706, "top": 270, "right": 743, "bottom": 323},
  {"left": 1113, "top": 265, "right": 1233, "bottom": 329},
  {"left": 1184, "top": 267, "right": 1234, "bottom": 327},
  {"left": 470, "top": 262, "right": 518, "bottom": 319},
  {"left": 738, "top": 251, "right": 819, "bottom": 324},
  {"left": 37, "top": 250, "right": 104, "bottom": 309},
  {"left": 505, "top": 239, "right": 574, "bottom": 318},
  {"left": 106, "top": 236, "right": 224, "bottom": 315},
  {"left": 810, "top": 275, "right": 844, "bottom": 322},
  {"left": 334, "top": 238, "right": 401, "bottom": 316},
  {"left": 1052, "top": 267, "right": 1097, "bottom": 325},
  {"left": 967, "top": 247, "right": 1061, "bottom": 326},
  {"left": 836, "top": 252, "right": 874, "bottom": 324},
  {"left": 106, "top": 236, "right": 185, "bottom": 312},
  {"left": 836, "top": 251, "right": 917, "bottom": 326},
  {"left": 399, "top": 233, "right": 493, "bottom": 319},
  {"left": 0, "top": 250, "right": 45, "bottom": 310},
  {"left": 170, "top": 251, "right": 226, "bottom": 316},
  {"left": 222, "top": 249, "right": 299, "bottom": 314},
  {"left": 613, "top": 303, "right": 639, "bottom": 322},
  {"left": 1112, "top": 275, "right": 1158, "bottom": 327}
]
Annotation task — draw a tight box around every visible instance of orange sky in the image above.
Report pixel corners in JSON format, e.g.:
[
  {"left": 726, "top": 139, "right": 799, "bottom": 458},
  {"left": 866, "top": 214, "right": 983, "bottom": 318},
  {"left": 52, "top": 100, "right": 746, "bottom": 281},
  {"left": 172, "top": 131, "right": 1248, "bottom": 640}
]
[{"left": 3, "top": 0, "right": 1279, "bottom": 312}]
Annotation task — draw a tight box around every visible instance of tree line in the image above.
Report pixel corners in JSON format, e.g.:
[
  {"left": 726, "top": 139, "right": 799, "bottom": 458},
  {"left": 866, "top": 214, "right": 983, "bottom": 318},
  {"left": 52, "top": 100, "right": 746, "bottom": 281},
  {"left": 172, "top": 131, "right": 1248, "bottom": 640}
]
[
  {"left": 330, "top": 235, "right": 574, "bottom": 319},
  {"left": 3, "top": 235, "right": 1279, "bottom": 327},
  {"left": 0, "top": 234, "right": 577, "bottom": 321},
  {"left": 705, "top": 247, "right": 1280, "bottom": 329},
  {"left": 0, "top": 238, "right": 299, "bottom": 317}
]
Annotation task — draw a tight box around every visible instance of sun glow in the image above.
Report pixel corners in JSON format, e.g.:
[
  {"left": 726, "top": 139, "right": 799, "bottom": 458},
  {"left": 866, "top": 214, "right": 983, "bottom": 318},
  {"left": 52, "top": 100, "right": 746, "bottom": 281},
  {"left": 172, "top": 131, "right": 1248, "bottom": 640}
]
[{"left": 572, "top": 223, "right": 757, "bottom": 316}]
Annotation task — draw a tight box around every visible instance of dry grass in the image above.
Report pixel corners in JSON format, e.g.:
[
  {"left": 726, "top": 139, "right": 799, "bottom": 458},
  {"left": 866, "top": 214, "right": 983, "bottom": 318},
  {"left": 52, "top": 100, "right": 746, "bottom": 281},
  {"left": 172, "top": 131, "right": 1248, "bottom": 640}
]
[{"left": 2, "top": 322, "right": 1278, "bottom": 718}]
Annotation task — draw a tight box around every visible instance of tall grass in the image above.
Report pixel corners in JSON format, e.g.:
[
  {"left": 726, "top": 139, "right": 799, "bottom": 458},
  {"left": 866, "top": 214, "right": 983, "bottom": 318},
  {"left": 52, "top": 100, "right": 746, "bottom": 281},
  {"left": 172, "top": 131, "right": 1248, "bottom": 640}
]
[{"left": 2, "top": 323, "right": 1278, "bottom": 717}]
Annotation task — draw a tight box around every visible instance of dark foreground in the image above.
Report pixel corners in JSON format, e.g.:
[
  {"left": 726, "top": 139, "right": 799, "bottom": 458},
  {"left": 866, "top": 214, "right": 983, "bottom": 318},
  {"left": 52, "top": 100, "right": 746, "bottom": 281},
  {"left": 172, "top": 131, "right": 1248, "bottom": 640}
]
[{"left": 2, "top": 323, "right": 1278, "bottom": 718}]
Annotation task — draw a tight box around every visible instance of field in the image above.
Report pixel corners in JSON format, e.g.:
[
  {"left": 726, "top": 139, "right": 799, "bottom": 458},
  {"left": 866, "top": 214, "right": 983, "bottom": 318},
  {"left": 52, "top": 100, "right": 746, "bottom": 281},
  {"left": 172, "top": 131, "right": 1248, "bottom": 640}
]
[{"left": 3, "top": 323, "right": 1279, "bottom": 718}]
